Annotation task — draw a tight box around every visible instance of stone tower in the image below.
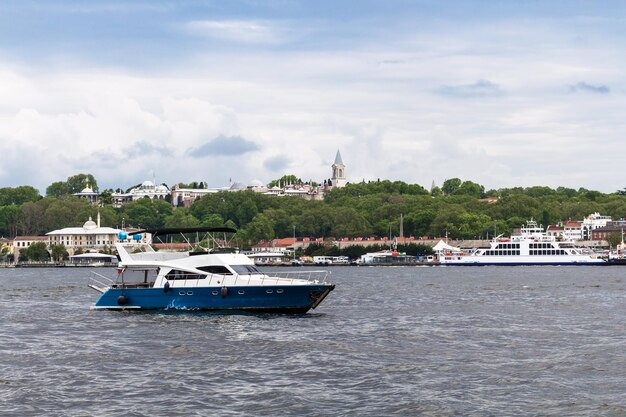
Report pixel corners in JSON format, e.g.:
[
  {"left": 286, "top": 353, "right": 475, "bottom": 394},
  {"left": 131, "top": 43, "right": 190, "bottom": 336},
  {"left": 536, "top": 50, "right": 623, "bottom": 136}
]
[{"left": 331, "top": 149, "right": 347, "bottom": 188}]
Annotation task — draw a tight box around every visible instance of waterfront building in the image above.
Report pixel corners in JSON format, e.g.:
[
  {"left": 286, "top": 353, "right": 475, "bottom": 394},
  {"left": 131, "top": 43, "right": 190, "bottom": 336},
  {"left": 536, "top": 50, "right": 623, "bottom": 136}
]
[
  {"left": 591, "top": 224, "right": 626, "bottom": 242},
  {"left": 46, "top": 214, "right": 150, "bottom": 255},
  {"left": 582, "top": 212, "right": 611, "bottom": 240},
  {"left": 563, "top": 220, "right": 583, "bottom": 241},
  {"left": 12, "top": 236, "right": 48, "bottom": 262},
  {"left": 546, "top": 224, "right": 564, "bottom": 239}
]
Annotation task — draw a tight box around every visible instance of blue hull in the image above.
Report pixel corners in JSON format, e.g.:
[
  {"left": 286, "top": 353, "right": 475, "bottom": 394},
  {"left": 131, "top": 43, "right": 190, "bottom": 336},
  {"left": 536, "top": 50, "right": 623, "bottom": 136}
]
[{"left": 93, "top": 284, "right": 335, "bottom": 313}]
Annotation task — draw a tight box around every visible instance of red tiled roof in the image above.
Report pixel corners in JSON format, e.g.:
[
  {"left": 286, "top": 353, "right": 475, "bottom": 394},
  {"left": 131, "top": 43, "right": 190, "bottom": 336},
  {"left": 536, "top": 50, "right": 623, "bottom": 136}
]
[{"left": 13, "top": 236, "right": 48, "bottom": 241}]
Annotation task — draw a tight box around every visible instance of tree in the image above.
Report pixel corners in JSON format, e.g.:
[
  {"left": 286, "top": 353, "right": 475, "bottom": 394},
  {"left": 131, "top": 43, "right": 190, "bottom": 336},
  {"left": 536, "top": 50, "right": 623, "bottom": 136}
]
[
  {"left": 442, "top": 178, "right": 462, "bottom": 196},
  {"left": 456, "top": 181, "right": 485, "bottom": 198},
  {"left": 0, "top": 186, "right": 41, "bottom": 205},
  {"left": 236, "top": 198, "right": 258, "bottom": 227},
  {"left": 202, "top": 214, "right": 226, "bottom": 228},
  {"left": 0, "top": 205, "right": 20, "bottom": 237},
  {"left": 66, "top": 173, "right": 99, "bottom": 193},
  {"left": 43, "top": 198, "right": 91, "bottom": 232},
  {"left": 606, "top": 231, "right": 622, "bottom": 248},
  {"left": 46, "top": 181, "right": 71, "bottom": 198},
  {"left": 269, "top": 175, "right": 298, "bottom": 188},
  {"left": 164, "top": 209, "right": 201, "bottom": 229},
  {"left": 19, "top": 202, "right": 46, "bottom": 236},
  {"left": 50, "top": 244, "right": 68, "bottom": 262},
  {"left": 121, "top": 198, "right": 172, "bottom": 229},
  {"left": 244, "top": 214, "right": 275, "bottom": 243},
  {"left": 99, "top": 190, "right": 113, "bottom": 205},
  {"left": 23, "top": 242, "right": 50, "bottom": 262}
]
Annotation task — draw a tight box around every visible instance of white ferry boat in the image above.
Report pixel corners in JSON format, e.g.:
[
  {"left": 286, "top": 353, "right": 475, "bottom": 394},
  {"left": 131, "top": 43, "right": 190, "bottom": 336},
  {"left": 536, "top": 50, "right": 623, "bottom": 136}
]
[{"left": 437, "top": 220, "right": 606, "bottom": 266}]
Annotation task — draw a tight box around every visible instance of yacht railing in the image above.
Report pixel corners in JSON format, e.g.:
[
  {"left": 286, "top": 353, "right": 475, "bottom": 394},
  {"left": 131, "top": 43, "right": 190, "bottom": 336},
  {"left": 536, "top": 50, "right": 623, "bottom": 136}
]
[
  {"left": 240, "top": 270, "right": 331, "bottom": 285},
  {"left": 88, "top": 271, "right": 115, "bottom": 293}
]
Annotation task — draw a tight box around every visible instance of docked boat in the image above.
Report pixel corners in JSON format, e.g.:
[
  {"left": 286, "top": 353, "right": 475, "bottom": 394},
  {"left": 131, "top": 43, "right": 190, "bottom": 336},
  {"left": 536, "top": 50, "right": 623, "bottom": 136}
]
[
  {"left": 88, "top": 227, "right": 335, "bottom": 313},
  {"left": 356, "top": 250, "right": 419, "bottom": 265},
  {"left": 436, "top": 220, "right": 606, "bottom": 266}
]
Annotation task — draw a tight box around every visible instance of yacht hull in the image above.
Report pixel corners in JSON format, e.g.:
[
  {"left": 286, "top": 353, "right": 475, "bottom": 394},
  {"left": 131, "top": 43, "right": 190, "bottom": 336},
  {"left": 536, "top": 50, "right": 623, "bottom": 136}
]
[{"left": 92, "top": 283, "right": 335, "bottom": 313}]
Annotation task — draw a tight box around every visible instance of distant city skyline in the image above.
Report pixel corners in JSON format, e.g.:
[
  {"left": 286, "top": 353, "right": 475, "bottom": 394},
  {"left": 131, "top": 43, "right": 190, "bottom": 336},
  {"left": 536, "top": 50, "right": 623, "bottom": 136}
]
[{"left": 1, "top": 1, "right": 626, "bottom": 193}]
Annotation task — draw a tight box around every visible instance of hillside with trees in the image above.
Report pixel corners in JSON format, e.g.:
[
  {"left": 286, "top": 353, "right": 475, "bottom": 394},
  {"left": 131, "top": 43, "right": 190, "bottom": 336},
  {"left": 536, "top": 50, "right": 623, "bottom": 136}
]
[{"left": 2, "top": 175, "right": 626, "bottom": 251}]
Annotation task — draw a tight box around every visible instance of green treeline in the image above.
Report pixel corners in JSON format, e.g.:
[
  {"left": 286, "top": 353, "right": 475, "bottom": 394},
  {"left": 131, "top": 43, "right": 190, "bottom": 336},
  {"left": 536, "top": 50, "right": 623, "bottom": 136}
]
[{"left": 2, "top": 175, "right": 626, "bottom": 249}]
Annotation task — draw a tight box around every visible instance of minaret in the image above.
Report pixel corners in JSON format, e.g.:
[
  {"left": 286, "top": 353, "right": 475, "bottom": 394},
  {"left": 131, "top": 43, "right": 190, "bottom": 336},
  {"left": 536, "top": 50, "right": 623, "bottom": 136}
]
[{"left": 331, "top": 150, "right": 347, "bottom": 188}]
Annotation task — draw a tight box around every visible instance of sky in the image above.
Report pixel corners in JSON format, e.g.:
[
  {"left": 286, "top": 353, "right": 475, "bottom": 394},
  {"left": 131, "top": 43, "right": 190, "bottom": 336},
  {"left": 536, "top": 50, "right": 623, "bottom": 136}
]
[{"left": 1, "top": 0, "right": 626, "bottom": 194}]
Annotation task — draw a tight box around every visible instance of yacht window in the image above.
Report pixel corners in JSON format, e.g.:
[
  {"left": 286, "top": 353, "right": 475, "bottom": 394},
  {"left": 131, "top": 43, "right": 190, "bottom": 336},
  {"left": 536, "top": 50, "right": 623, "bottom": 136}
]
[
  {"left": 197, "top": 265, "right": 232, "bottom": 275},
  {"left": 165, "top": 269, "right": 203, "bottom": 280},
  {"left": 231, "top": 265, "right": 261, "bottom": 275}
]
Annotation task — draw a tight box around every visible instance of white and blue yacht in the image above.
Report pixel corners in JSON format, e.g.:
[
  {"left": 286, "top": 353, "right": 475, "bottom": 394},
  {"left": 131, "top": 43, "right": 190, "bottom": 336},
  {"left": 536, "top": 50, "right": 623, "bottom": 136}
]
[{"left": 88, "top": 227, "right": 335, "bottom": 313}]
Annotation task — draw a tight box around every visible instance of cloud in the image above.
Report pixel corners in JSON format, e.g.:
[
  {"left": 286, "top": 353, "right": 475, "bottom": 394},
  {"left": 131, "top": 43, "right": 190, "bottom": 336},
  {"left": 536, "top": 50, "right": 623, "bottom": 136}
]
[
  {"left": 437, "top": 80, "right": 503, "bottom": 98},
  {"left": 569, "top": 81, "right": 610, "bottom": 94},
  {"left": 263, "top": 155, "right": 291, "bottom": 172},
  {"left": 186, "top": 135, "right": 259, "bottom": 157},
  {"left": 185, "top": 20, "right": 284, "bottom": 44}
]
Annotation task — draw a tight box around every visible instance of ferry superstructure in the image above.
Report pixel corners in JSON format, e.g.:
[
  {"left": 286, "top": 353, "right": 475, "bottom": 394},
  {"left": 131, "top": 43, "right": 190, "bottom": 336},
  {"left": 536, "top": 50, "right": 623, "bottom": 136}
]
[{"left": 438, "top": 220, "right": 606, "bottom": 266}]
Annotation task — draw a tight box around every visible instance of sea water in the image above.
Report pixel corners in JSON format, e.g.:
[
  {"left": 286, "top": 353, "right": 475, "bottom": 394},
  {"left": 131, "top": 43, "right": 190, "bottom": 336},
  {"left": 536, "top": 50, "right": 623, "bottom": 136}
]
[{"left": 1, "top": 266, "right": 625, "bottom": 416}]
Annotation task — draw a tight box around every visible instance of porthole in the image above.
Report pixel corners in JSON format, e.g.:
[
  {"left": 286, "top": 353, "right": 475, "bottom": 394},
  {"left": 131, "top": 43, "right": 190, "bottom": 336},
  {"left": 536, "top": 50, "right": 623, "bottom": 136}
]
[
  {"left": 276, "top": 289, "right": 284, "bottom": 294},
  {"left": 212, "top": 290, "right": 219, "bottom": 296},
  {"left": 187, "top": 291, "right": 193, "bottom": 295},
  {"left": 266, "top": 289, "right": 273, "bottom": 294},
  {"left": 178, "top": 291, "right": 185, "bottom": 296},
  {"left": 238, "top": 290, "right": 245, "bottom": 295}
]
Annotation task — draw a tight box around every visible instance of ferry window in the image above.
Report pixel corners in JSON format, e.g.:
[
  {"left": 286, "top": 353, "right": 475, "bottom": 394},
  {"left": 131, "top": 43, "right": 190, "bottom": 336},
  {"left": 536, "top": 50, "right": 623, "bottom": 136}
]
[
  {"left": 231, "top": 265, "right": 261, "bottom": 275},
  {"left": 197, "top": 266, "right": 232, "bottom": 275}
]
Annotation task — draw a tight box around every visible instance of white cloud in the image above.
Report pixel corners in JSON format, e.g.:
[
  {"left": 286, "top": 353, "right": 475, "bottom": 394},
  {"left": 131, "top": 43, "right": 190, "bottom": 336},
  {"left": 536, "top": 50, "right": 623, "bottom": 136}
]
[
  {"left": 2, "top": 10, "right": 626, "bottom": 194},
  {"left": 185, "top": 20, "right": 285, "bottom": 44}
]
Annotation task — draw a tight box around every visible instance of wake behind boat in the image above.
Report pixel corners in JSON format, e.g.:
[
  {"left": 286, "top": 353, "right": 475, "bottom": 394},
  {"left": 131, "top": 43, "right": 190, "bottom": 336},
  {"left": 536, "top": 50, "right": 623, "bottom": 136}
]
[
  {"left": 436, "top": 219, "right": 606, "bottom": 266},
  {"left": 88, "top": 227, "right": 335, "bottom": 313}
]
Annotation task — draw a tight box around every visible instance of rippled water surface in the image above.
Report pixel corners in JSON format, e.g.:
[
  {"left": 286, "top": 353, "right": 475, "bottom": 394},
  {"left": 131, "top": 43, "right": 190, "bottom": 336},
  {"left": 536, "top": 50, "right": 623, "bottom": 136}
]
[{"left": 1, "top": 266, "right": 625, "bottom": 416}]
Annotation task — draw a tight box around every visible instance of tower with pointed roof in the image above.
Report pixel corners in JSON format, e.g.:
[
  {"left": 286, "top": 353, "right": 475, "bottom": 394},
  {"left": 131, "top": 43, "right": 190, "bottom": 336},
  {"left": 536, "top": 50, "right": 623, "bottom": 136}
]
[{"left": 331, "top": 149, "right": 347, "bottom": 188}]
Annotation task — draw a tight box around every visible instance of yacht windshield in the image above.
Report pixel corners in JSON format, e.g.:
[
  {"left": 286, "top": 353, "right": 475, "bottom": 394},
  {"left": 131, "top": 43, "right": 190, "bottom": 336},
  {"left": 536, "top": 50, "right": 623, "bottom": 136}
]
[{"left": 231, "top": 265, "right": 261, "bottom": 275}]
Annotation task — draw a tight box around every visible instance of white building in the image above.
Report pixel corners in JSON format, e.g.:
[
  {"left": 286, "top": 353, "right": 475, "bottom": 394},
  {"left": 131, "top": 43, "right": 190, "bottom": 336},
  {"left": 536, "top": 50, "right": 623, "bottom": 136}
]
[
  {"left": 112, "top": 180, "right": 171, "bottom": 207},
  {"left": 582, "top": 212, "right": 612, "bottom": 240},
  {"left": 12, "top": 236, "right": 48, "bottom": 262},
  {"left": 73, "top": 185, "right": 99, "bottom": 204},
  {"left": 171, "top": 185, "right": 222, "bottom": 207},
  {"left": 46, "top": 215, "right": 150, "bottom": 255},
  {"left": 563, "top": 220, "right": 583, "bottom": 241}
]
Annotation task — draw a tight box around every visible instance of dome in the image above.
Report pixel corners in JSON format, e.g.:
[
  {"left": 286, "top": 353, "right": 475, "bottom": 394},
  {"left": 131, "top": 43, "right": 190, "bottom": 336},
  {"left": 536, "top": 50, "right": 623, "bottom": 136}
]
[
  {"left": 249, "top": 179, "right": 264, "bottom": 188},
  {"left": 83, "top": 217, "right": 97, "bottom": 230},
  {"left": 141, "top": 180, "right": 155, "bottom": 189},
  {"left": 81, "top": 186, "right": 93, "bottom": 193}
]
